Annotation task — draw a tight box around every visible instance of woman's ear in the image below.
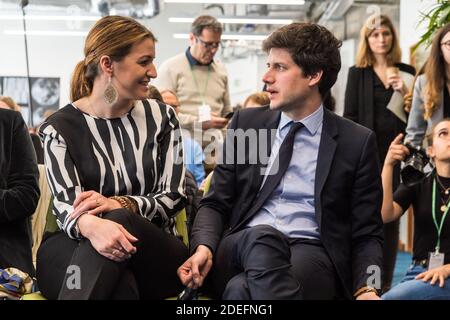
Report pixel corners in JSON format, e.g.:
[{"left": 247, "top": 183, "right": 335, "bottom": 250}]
[
  {"left": 99, "top": 55, "right": 113, "bottom": 76},
  {"left": 427, "top": 145, "right": 435, "bottom": 159}
]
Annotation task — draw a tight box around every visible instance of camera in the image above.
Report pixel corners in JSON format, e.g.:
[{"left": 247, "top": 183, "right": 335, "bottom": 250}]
[{"left": 400, "top": 143, "right": 430, "bottom": 187}]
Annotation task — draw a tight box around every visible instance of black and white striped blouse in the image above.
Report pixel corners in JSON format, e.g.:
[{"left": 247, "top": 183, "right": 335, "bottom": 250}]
[{"left": 39, "top": 99, "right": 186, "bottom": 240}]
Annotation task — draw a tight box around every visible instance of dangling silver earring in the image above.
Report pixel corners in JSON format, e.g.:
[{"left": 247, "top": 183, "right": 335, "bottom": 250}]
[{"left": 104, "top": 76, "right": 118, "bottom": 105}]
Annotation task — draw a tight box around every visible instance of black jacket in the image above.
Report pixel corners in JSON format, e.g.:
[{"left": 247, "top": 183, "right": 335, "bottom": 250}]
[
  {"left": 191, "top": 106, "right": 384, "bottom": 299},
  {"left": 343, "top": 63, "right": 416, "bottom": 130},
  {"left": 0, "top": 109, "right": 40, "bottom": 276}
]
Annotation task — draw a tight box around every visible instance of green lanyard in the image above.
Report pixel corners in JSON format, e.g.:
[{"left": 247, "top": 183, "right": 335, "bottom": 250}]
[
  {"left": 189, "top": 65, "right": 211, "bottom": 106},
  {"left": 432, "top": 178, "right": 450, "bottom": 253}
]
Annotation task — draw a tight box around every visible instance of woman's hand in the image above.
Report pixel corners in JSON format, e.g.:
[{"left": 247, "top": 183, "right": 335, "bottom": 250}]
[
  {"left": 415, "top": 264, "right": 450, "bottom": 287},
  {"left": 384, "top": 134, "right": 410, "bottom": 167},
  {"left": 71, "top": 190, "right": 122, "bottom": 219},
  {"left": 387, "top": 74, "right": 407, "bottom": 95},
  {"left": 77, "top": 214, "right": 138, "bottom": 262}
]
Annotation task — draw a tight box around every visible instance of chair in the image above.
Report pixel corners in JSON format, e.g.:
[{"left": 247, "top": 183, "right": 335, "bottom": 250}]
[{"left": 30, "top": 165, "right": 52, "bottom": 266}]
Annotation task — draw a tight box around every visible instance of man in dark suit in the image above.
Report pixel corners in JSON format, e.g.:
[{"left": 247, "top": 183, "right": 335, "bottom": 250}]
[
  {"left": 0, "top": 108, "right": 40, "bottom": 277},
  {"left": 178, "top": 23, "right": 383, "bottom": 300}
]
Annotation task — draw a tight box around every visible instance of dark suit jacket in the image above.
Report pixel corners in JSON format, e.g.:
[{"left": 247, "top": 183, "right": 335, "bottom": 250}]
[
  {"left": 191, "top": 106, "right": 384, "bottom": 299},
  {"left": 343, "top": 63, "right": 416, "bottom": 130},
  {"left": 0, "top": 109, "right": 40, "bottom": 276}
]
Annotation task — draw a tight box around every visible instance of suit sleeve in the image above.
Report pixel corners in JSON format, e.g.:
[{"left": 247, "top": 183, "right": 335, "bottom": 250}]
[
  {"left": 350, "top": 130, "right": 384, "bottom": 294},
  {"left": 343, "top": 67, "right": 359, "bottom": 123},
  {"left": 189, "top": 111, "right": 239, "bottom": 254},
  {"left": 0, "top": 113, "right": 40, "bottom": 223}
]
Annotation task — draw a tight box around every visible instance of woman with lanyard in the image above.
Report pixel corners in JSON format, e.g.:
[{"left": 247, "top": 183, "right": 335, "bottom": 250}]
[{"left": 381, "top": 118, "right": 450, "bottom": 300}]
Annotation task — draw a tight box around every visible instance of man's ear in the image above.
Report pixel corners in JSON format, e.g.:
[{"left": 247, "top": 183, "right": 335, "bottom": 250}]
[
  {"left": 308, "top": 70, "right": 323, "bottom": 87},
  {"left": 99, "top": 55, "right": 113, "bottom": 76},
  {"left": 189, "top": 33, "right": 196, "bottom": 46}
]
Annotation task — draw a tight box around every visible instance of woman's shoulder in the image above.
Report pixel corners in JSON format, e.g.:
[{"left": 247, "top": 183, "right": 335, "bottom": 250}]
[
  {"left": 39, "top": 104, "right": 81, "bottom": 137},
  {"left": 395, "top": 63, "right": 416, "bottom": 75}
]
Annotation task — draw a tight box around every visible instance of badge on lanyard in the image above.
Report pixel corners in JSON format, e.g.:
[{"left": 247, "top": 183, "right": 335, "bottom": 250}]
[
  {"left": 198, "top": 104, "right": 211, "bottom": 122},
  {"left": 429, "top": 178, "right": 449, "bottom": 270},
  {"left": 428, "top": 251, "right": 445, "bottom": 270}
]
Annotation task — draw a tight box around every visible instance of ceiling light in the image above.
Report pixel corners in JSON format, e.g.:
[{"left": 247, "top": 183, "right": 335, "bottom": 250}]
[
  {"left": 0, "top": 15, "right": 101, "bottom": 21},
  {"left": 4, "top": 30, "right": 88, "bottom": 36},
  {"left": 165, "top": 0, "right": 304, "bottom": 5},
  {"left": 173, "top": 33, "right": 268, "bottom": 40},
  {"left": 169, "top": 17, "right": 293, "bottom": 25}
]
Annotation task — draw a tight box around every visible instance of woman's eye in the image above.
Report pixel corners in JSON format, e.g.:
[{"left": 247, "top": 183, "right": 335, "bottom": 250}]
[{"left": 439, "top": 131, "right": 448, "bottom": 137}]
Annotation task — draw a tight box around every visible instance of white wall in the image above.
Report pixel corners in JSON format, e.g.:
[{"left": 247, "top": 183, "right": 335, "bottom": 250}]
[
  {"left": 399, "top": 0, "right": 436, "bottom": 66},
  {"left": 0, "top": 3, "right": 212, "bottom": 108}
]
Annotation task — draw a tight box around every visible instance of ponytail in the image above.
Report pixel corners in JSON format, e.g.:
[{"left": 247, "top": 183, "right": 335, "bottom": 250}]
[{"left": 70, "top": 60, "right": 93, "bottom": 101}]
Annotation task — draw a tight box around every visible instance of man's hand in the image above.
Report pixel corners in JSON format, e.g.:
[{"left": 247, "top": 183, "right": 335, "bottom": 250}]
[
  {"left": 356, "top": 292, "right": 381, "bottom": 300},
  {"left": 177, "top": 245, "right": 213, "bottom": 289},
  {"left": 202, "top": 113, "right": 229, "bottom": 130}
]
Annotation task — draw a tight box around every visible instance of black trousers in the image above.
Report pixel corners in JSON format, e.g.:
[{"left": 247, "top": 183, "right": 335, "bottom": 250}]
[
  {"left": 210, "top": 225, "right": 341, "bottom": 300},
  {"left": 36, "top": 209, "right": 188, "bottom": 300}
]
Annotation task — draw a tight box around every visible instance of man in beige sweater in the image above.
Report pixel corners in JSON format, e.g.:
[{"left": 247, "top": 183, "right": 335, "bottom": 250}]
[{"left": 155, "top": 15, "right": 232, "bottom": 168}]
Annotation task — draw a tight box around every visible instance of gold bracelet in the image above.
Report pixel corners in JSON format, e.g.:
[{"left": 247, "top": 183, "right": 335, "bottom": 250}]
[
  {"left": 109, "top": 196, "right": 138, "bottom": 214},
  {"left": 353, "top": 286, "right": 378, "bottom": 298}
]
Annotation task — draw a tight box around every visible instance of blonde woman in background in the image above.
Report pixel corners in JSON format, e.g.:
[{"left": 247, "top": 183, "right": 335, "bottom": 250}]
[
  {"left": 0, "top": 96, "right": 21, "bottom": 112},
  {"left": 406, "top": 23, "right": 450, "bottom": 148},
  {"left": 343, "top": 14, "right": 416, "bottom": 293}
]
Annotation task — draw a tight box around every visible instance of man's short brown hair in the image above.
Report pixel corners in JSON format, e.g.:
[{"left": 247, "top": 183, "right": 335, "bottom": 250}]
[
  {"left": 262, "top": 23, "right": 342, "bottom": 98},
  {"left": 191, "top": 15, "right": 222, "bottom": 36}
]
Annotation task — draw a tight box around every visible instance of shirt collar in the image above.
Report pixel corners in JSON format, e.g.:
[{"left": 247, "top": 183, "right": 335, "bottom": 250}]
[
  {"left": 185, "top": 47, "right": 213, "bottom": 66},
  {"left": 279, "top": 104, "right": 324, "bottom": 136}
]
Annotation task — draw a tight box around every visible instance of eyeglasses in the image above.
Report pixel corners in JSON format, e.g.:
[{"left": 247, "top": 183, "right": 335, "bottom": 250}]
[
  {"left": 196, "top": 37, "right": 221, "bottom": 50},
  {"left": 441, "top": 40, "right": 450, "bottom": 51}
]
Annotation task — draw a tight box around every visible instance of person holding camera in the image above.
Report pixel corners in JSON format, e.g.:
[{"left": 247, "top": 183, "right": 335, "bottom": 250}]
[
  {"left": 406, "top": 23, "right": 450, "bottom": 148},
  {"left": 381, "top": 119, "right": 450, "bottom": 300},
  {"left": 344, "top": 14, "right": 415, "bottom": 293}
]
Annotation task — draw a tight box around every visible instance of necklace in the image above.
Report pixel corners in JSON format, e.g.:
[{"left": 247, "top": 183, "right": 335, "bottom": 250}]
[{"left": 436, "top": 175, "right": 450, "bottom": 195}]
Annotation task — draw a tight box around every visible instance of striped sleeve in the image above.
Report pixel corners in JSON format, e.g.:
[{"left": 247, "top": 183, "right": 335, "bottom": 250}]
[
  {"left": 129, "top": 105, "right": 186, "bottom": 228},
  {"left": 41, "top": 123, "right": 84, "bottom": 239}
]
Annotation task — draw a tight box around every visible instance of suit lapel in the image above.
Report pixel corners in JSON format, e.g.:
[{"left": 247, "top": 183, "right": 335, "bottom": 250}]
[
  {"left": 233, "top": 110, "right": 281, "bottom": 232},
  {"left": 314, "top": 109, "right": 338, "bottom": 229},
  {"left": 251, "top": 110, "right": 281, "bottom": 190}
]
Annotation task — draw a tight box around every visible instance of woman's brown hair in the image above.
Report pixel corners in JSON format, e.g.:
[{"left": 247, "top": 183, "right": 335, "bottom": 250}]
[
  {"left": 355, "top": 14, "right": 402, "bottom": 68},
  {"left": 0, "top": 96, "right": 21, "bottom": 112},
  {"left": 423, "top": 23, "right": 450, "bottom": 120},
  {"left": 70, "top": 15, "right": 156, "bottom": 101}
]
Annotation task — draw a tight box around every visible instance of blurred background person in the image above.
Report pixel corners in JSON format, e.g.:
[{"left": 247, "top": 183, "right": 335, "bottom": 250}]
[
  {"left": 0, "top": 96, "right": 21, "bottom": 112},
  {"left": 343, "top": 14, "right": 416, "bottom": 293},
  {"left": 406, "top": 23, "right": 450, "bottom": 148},
  {"left": 161, "top": 89, "right": 205, "bottom": 187},
  {"left": 243, "top": 91, "right": 270, "bottom": 108},
  {"left": 0, "top": 108, "right": 40, "bottom": 277},
  {"left": 155, "top": 15, "right": 231, "bottom": 173}
]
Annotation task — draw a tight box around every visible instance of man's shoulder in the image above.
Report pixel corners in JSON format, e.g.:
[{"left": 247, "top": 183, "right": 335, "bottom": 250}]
[
  {"left": 232, "top": 105, "right": 278, "bottom": 129},
  {"left": 327, "top": 110, "right": 374, "bottom": 139},
  {"left": 159, "top": 52, "right": 188, "bottom": 69}
]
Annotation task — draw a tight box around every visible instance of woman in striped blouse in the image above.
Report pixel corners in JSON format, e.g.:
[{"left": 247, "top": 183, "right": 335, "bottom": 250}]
[{"left": 36, "top": 16, "right": 188, "bottom": 300}]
